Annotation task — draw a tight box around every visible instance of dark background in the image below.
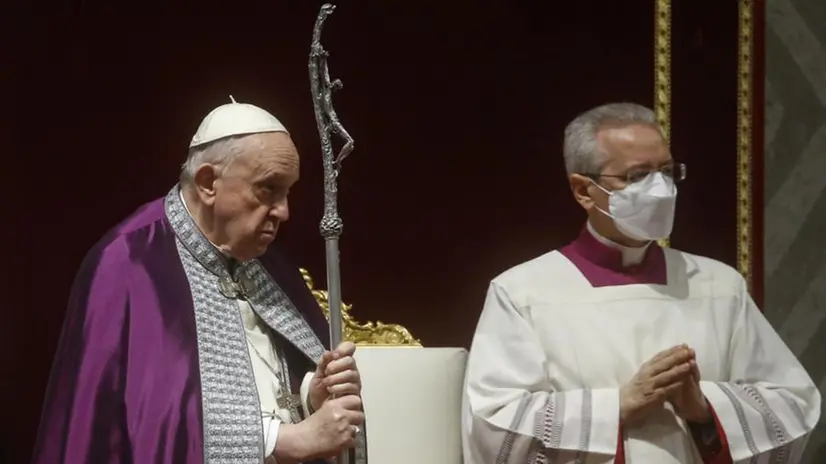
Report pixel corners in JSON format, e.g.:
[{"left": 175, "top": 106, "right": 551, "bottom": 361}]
[{"left": 3, "top": 2, "right": 747, "bottom": 462}]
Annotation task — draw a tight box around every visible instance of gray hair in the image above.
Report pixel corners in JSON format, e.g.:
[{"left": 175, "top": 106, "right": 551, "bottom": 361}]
[
  {"left": 179, "top": 136, "right": 248, "bottom": 185},
  {"left": 562, "top": 102, "right": 662, "bottom": 175}
]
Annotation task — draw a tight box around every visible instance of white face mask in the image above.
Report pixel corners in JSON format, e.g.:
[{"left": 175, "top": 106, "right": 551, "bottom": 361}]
[{"left": 592, "top": 172, "right": 677, "bottom": 241}]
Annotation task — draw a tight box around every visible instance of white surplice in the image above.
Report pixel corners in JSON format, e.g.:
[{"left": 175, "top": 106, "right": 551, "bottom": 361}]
[{"left": 462, "top": 227, "right": 821, "bottom": 464}]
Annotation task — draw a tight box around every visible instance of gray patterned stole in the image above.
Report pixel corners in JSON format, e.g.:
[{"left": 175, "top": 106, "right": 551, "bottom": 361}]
[{"left": 165, "top": 186, "right": 325, "bottom": 464}]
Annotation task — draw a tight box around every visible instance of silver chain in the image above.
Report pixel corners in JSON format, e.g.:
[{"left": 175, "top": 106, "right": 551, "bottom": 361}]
[{"left": 246, "top": 335, "right": 303, "bottom": 424}]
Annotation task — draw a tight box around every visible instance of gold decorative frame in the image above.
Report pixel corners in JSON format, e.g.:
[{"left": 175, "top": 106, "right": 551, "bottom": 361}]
[
  {"left": 654, "top": 0, "right": 672, "bottom": 249},
  {"left": 655, "top": 0, "right": 755, "bottom": 292},
  {"left": 300, "top": 268, "right": 422, "bottom": 346},
  {"left": 737, "top": 0, "right": 755, "bottom": 291}
]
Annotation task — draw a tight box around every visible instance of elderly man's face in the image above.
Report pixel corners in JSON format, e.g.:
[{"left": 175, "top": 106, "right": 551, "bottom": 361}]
[
  {"left": 570, "top": 123, "right": 672, "bottom": 244},
  {"left": 210, "top": 132, "right": 299, "bottom": 261},
  {"left": 589, "top": 123, "right": 672, "bottom": 209}
]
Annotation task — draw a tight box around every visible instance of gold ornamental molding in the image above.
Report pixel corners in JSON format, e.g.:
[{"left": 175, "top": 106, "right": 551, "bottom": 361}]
[
  {"left": 655, "top": 0, "right": 755, "bottom": 291},
  {"left": 655, "top": 0, "right": 672, "bottom": 249},
  {"left": 737, "top": 0, "right": 755, "bottom": 292},
  {"left": 301, "top": 268, "right": 422, "bottom": 346}
]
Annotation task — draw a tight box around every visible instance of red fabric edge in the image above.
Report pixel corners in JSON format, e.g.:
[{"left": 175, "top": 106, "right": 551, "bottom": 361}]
[{"left": 705, "top": 404, "right": 734, "bottom": 464}]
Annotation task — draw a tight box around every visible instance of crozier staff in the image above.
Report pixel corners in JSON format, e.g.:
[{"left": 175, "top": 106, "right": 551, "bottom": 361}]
[
  {"left": 33, "top": 99, "right": 367, "bottom": 463},
  {"left": 462, "top": 102, "right": 820, "bottom": 463}
]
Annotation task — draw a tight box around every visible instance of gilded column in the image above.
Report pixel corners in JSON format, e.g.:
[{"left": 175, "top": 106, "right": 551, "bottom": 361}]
[
  {"left": 654, "top": 0, "right": 672, "bottom": 249},
  {"left": 737, "top": 0, "right": 755, "bottom": 291}
]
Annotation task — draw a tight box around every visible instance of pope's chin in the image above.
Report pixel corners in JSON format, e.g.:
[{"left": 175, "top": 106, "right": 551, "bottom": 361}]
[
  {"left": 257, "top": 230, "right": 277, "bottom": 246},
  {"left": 237, "top": 232, "right": 276, "bottom": 261}
]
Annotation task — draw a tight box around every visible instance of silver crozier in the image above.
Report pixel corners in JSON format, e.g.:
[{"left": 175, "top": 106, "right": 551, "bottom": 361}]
[{"left": 309, "top": 4, "right": 355, "bottom": 463}]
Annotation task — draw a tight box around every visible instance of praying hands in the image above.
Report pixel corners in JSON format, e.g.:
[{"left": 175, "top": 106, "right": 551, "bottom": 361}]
[
  {"left": 668, "top": 348, "right": 712, "bottom": 424},
  {"left": 619, "top": 344, "right": 710, "bottom": 427}
]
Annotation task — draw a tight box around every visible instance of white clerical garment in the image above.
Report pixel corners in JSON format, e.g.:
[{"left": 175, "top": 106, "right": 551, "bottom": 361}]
[
  {"left": 462, "top": 224, "right": 821, "bottom": 464},
  {"left": 241, "top": 301, "right": 314, "bottom": 459},
  {"left": 181, "top": 193, "right": 314, "bottom": 460}
]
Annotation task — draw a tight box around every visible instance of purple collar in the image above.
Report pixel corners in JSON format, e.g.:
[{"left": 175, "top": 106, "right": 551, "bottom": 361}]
[{"left": 559, "top": 227, "right": 667, "bottom": 287}]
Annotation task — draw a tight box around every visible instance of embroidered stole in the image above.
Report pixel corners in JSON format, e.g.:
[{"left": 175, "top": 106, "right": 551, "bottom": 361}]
[{"left": 165, "top": 186, "right": 325, "bottom": 463}]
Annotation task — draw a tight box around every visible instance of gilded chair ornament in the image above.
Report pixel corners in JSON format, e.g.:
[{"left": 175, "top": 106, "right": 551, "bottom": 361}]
[{"left": 300, "top": 268, "right": 422, "bottom": 346}]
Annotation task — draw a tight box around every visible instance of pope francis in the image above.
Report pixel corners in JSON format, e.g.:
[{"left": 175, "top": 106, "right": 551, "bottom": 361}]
[{"left": 33, "top": 99, "right": 368, "bottom": 464}]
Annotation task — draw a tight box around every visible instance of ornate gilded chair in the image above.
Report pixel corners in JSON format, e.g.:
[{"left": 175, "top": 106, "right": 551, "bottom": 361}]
[{"left": 302, "top": 269, "right": 467, "bottom": 464}]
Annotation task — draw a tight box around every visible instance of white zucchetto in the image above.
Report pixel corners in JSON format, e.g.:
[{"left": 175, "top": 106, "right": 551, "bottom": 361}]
[{"left": 189, "top": 96, "right": 288, "bottom": 149}]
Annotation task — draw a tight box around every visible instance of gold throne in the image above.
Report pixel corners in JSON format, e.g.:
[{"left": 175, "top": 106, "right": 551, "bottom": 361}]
[{"left": 300, "top": 268, "right": 421, "bottom": 346}]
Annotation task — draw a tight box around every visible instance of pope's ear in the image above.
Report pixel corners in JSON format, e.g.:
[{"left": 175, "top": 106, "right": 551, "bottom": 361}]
[
  {"left": 569, "top": 173, "right": 595, "bottom": 210},
  {"left": 193, "top": 164, "right": 219, "bottom": 206}
]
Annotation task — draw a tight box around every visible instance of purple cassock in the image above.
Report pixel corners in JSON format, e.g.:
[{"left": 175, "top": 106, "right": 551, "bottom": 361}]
[{"left": 33, "top": 186, "right": 366, "bottom": 463}]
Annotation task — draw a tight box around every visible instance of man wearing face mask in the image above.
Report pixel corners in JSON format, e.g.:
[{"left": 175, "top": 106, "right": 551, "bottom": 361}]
[{"left": 461, "top": 103, "right": 820, "bottom": 463}]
